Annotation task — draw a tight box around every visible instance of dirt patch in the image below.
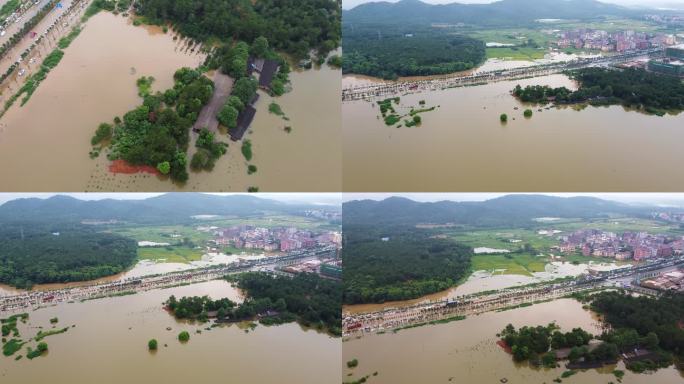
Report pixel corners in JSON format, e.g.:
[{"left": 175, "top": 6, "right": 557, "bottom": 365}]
[{"left": 109, "top": 160, "right": 160, "bottom": 175}]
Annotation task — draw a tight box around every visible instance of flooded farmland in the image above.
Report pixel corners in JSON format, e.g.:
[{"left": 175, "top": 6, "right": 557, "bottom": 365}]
[
  {"left": 343, "top": 299, "right": 684, "bottom": 384},
  {"left": 342, "top": 73, "right": 684, "bottom": 192},
  {"left": 0, "top": 11, "right": 341, "bottom": 192},
  {"left": 0, "top": 280, "right": 340, "bottom": 383}
]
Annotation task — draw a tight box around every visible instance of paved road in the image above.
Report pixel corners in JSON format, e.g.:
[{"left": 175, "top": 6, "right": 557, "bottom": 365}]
[
  {"left": 0, "top": 246, "right": 337, "bottom": 314},
  {"left": 341, "top": 48, "right": 663, "bottom": 101},
  {"left": 343, "top": 256, "right": 684, "bottom": 336},
  {"left": 193, "top": 72, "right": 234, "bottom": 133}
]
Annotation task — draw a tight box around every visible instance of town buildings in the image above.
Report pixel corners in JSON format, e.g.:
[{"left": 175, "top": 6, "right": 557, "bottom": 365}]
[
  {"left": 212, "top": 225, "right": 341, "bottom": 253},
  {"left": 556, "top": 229, "right": 684, "bottom": 261}
]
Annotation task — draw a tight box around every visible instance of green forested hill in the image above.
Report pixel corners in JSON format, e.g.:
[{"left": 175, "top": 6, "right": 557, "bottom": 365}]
[{"left": 343, "top": 0, "right": 637, "bottom": 27}]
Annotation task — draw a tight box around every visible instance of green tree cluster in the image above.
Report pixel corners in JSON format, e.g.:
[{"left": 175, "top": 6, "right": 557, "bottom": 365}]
[{"left": 343, "top": 225, "right": 472, "bottom": 304}]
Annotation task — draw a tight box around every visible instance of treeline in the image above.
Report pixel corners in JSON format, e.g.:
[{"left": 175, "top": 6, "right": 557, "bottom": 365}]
[
  {"left": 342, "top": 25, "right": 485, "bottom": 79},
  {"left": 93, "top": 67, "right": 218, "bottom": 183},
  {"left": 343, "top": 225, "right": 472, "bottom": 304},
  {"left": 235, "top": 272, "right": 341, "bottom": 336},
  {"left": 590, "top": 291, "right": 684, "bottom": 369},
  {"left": 136, "top": 0, "right": 340, "bottom": 60},
  {"left": 513, "top": 68, "right": 684, "bottom": 114},
  {"left": 0, "top": 224, "right": 137, "bottom": 289},
  {"left": 167, "top": 272, "right": 341, "bottom": 336}
]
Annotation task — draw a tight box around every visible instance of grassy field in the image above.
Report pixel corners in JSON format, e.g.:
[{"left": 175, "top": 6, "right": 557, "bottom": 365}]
[
  {"left": 553, "top": 217, "right": 684, "bottom": 235},
  {"left": 544, "top": 17, "right": 663, "bottom": 33},
  {"left": 450, "top": 228, "right": 558, "bottom": 251},
  {"left": 448, "top": 217, "right": 676, "bottom": 275},
  {"left": 471, "top": 253, "right": 548, "bottom": 276},
  {"left": 110, "top": 225, "right": 212, "bottom": 244},
  {"left": 486, "top": 47, "right": 547, "bottom": 60},
  {"left": 137, "top": 246, "right": 204, "bottom": 264}
]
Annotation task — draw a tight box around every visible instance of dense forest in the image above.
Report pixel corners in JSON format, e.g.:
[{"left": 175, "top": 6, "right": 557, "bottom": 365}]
[
  {"left": 0, "top": 224, "right": 137, "bottom": 289},
  {"left": 343, "top": 225, "right": 472, "bottom": 304},
  {"left": 167, "top": 272, "right": 341, "bottom": 336},
  {"left": 136, "top": 0, "right": 341, "bottom": 60},
  {"left": 343, "top": 26, "right": 485, "bottom": 79},
  {"left": 590, "top": 291, "right": 684, "bottom": 370},
  {"left": 513, "top": 68, "right": 684, "bottom": 115}
]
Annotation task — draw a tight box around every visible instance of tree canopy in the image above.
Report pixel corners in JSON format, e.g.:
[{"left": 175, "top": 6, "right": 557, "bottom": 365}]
[
  {"left": 343, "top": 25, "right": 485, "bottom": 79},
  {"left": 0, "top": 224, "right": 137, "bottom": 289},
  {"left": 136, "top": 0, "right": 340, "bottom": 59},
  {"left": 343, "top": 225, "right": 472, "bottom": 304}
]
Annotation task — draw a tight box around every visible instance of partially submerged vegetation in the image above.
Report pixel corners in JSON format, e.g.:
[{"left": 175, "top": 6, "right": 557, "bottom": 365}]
[
  {"left": 92, "top": 67, "right": 215, "bottom": 183},
  {"left": 166, "top": 272, "right": 342, "bottom": 336},
  {"left": 377, "top": 97, "right": 436, "bottom": 128},
  {"left": 501, "top": 291, "right": 684, "bottom": 375},
  {"left": 513, "top": 68, "right": 684, "bottom": 116}
]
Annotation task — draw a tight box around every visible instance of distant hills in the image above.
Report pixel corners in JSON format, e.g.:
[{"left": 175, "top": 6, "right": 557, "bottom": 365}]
[
  {"left": 0, "top": 194, "right": 336, "bottom": 224},
  {"left": 344, "top": 0, "right": 642, "bottom": 26},
  {"left": 343, "top": 194, "right": 654, "bottom": 227}
]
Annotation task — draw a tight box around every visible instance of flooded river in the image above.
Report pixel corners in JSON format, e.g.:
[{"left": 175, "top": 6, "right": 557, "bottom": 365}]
[
  {"left": 343, "top": 73, "right": 684, "bottom": 192},
  {"left": 0, "top": 280, "right": 340, "bottom": 383},
  {"left": 343, "top": 299, "right": 683, "bottom": 384},
  {"left": 0, "top": 11, "right": 341, "bottom": 192}
]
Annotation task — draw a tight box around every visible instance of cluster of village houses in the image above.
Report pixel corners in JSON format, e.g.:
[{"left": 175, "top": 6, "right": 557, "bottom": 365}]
[
  {"left": 555, "top": 229, "right": 684, "bottom": 261},
  {"left": 641, "top": 270, "right": 684, "bottom": 293},
  {"left": 211, "top": 225, "right": 342, "bottom": 253},
  {"left": 555, "top": 29, "right": 677, "bottom": 52}
]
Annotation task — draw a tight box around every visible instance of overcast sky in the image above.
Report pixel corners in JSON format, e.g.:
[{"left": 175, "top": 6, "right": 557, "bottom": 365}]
[
  {"left": 343, "top": 0, "right": 684, "bottom": 10},
  {"left": 0, "top": 193, "right": 343, "bottom": 206},
  {"left": 342, "top": 193, "right": 684, "bottom": 207}
]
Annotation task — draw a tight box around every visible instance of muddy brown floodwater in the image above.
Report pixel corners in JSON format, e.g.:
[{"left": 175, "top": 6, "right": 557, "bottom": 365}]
[
  {"left": 0, "top": 11, "right": 341, "bottom": 191},
  {"left": 0, "top": 280, "right": 340, "bottom": 383},
  {"left": 343, "top": 299, "right": 684, "bottom": 384},
  {"left": 343, "top": 73, "right": 684, "bottom": 192}
]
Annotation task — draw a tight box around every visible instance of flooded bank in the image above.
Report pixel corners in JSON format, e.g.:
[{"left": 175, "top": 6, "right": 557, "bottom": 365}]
[
  {"left": 343, "top": 261, "right": 630, "bottom": 315},
  {"left": 343, "top": 299, "right": 683, "bottom": 384},
  {"left": 0, "top": 12, "right": 341, "bottom": 192},
  {"left": 343, "top": 73, "right": 684, "bottom": 192},
  {"left": 0, "top": 280, "right": 340, "bottom": 383}
]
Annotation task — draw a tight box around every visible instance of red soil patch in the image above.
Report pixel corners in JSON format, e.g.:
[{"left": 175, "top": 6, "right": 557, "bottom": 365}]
[
  {"left": 109, "top": 160, "right": 160, "bottom": 175},
  {"left": 497, "top": 339, "right": 512, "bottom": 354}
]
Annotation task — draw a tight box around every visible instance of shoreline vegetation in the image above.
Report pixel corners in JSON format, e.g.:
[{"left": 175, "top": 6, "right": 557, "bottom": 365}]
[
  {"left": 165, "top": 272, "right": 342, "bottom": 337},
  {"left": 512, "top": 67, "right": 684, "bottom": 116},
  {"left": 499, "top": 291, "right": 684, "bottom": 378}
]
